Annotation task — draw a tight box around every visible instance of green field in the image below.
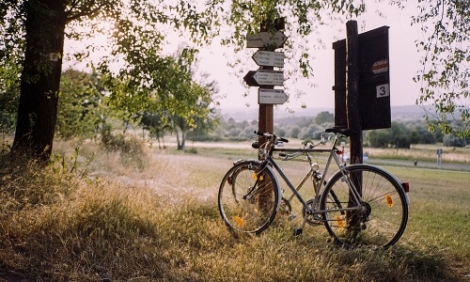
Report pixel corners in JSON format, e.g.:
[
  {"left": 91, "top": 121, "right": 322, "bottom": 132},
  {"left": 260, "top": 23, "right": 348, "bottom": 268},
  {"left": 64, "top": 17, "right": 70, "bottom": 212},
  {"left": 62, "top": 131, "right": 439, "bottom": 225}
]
[{"left": 1, "top": 139, "right": 469, "bottom": 281}]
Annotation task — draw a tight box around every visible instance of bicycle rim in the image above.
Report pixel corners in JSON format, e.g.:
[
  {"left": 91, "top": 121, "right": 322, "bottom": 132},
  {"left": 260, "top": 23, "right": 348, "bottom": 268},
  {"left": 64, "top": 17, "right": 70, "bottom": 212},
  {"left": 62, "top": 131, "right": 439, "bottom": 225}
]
[
  {"left": 320, "top": 165, "right": 408, "bottom": 249},
  {"left": 218, "top": 161, "right": 280, "bottom": 234}
]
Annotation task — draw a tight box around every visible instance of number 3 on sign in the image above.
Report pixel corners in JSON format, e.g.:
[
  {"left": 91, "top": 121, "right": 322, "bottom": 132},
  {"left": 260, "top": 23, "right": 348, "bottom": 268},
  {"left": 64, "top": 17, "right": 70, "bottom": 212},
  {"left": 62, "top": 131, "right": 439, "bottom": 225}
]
[{"left": 376, "top": 84, "right": 390, "bottom": 98}]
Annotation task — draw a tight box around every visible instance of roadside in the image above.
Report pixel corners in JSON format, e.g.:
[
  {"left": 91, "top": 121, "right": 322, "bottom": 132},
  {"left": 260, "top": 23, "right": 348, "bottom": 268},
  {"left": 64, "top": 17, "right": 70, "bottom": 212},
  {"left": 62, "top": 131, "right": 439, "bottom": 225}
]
[
  {"left": 368, "top": 158, "right": 470, "bottom": 172},
  {"left": 161, "top": 138, "right": 470, "bottom": 172}
]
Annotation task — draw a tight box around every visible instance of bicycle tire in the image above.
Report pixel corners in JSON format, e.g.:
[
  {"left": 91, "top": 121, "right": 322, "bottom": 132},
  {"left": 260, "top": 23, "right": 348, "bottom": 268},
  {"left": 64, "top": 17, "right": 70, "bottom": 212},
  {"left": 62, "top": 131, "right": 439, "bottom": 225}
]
[
  {"left": 218, "top": 160, "right": 281, "bottom": 235},
  {"left": 320, "top": 164, "right": 408, "bottom": 249}
]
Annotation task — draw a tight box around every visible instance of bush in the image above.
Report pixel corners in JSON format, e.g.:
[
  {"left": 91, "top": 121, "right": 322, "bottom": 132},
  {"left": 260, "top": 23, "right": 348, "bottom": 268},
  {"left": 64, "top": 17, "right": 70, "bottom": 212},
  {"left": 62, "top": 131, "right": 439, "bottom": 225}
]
[
  {"left": 443, "top": 135, "right": 467, "bottom": 147},
  {"left": 299, "top": 124, "right": 323, "bottom": 140},
  {"left": 100, "top": 125, "right": 146, "bottom": 170},
  {"left": 290, "top": 127, "right": 300, "bottom": 138}
]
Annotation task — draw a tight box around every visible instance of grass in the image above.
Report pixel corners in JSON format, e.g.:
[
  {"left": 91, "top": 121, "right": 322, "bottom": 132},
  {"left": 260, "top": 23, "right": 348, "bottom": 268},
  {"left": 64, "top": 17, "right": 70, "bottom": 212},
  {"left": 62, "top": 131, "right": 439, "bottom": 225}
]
[{"left": 0, "top": 137, "right": 469, "bottom": 281}]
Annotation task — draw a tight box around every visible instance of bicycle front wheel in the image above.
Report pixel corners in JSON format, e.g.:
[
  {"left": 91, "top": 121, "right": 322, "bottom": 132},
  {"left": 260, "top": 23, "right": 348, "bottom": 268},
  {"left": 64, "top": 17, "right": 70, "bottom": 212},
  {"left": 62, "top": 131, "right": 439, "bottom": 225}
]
[
  {"left": 218, "top": 161, "right": 281, "bottom": 235},
  {"left": 320, "top": 165, "right": 408, "bottom": 249}
]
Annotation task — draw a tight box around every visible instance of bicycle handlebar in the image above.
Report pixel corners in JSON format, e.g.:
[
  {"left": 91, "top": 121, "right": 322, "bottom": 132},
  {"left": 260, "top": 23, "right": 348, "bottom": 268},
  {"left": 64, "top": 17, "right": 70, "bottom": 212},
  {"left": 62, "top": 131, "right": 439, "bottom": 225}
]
[{"left": 254, "top": 131, "right": 289, "bottom": 143}]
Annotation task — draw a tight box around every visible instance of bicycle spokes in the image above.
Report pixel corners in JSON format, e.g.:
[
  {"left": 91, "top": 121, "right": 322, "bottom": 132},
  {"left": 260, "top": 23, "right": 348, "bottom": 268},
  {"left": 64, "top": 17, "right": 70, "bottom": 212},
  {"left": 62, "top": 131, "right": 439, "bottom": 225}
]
[{"left": 320, "top": 166, "right": 408, "bottom": 249}]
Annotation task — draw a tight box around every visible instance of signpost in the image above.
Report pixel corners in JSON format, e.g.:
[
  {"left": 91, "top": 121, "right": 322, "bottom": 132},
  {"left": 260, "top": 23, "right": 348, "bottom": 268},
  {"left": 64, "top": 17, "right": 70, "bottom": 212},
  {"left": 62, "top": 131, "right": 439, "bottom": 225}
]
[
  {"left": 333, "top": 25, "right": 391, "bottom": 131},
  {"left": 332, "top": 21, "right": 392, "bottom": 169},
  {"left": 243, "top": 18, "right": 287, "bottom": 163},
  {"left": 437, "top": 148, "right": 443, "bottom": 167},
  {"left": 258, "top": 89, "right": 288, "bottom": 104}
]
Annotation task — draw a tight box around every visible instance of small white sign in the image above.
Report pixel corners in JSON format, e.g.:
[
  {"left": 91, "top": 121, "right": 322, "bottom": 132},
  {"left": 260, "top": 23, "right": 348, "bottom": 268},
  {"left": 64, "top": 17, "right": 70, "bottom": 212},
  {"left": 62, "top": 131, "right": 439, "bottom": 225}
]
[
  {"left": 376, "top": 84, "right": 390, "bottom": 98},
  {"left": 246, "top": 31, "right": 287, "bottom": 48},
  {"left": 252, "top": 50, "right": 284, "bottom": 68},
  {"left": 258, "top": 89, "right": 288, "bottom": 104},
  {"left": 253, "top": 70, "right": 284, "bottom": 86}
]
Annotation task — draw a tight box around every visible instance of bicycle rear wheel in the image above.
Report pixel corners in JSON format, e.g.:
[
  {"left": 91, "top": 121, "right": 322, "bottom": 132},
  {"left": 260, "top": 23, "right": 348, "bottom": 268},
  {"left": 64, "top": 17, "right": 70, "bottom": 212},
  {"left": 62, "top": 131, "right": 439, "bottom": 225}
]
[
  {"left": 218, "top": 161, "right": 281, "bottom": 235},
  {"left": 320, "top": 165, "right": 408, "bottom": 249}
]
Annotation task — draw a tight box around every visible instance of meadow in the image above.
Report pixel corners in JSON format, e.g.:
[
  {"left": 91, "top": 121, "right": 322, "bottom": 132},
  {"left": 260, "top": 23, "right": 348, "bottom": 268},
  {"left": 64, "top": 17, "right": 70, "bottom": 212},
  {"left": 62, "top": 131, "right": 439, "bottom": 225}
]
[{"left": 0, "top": 136, "right": 469, "bottom": 281}]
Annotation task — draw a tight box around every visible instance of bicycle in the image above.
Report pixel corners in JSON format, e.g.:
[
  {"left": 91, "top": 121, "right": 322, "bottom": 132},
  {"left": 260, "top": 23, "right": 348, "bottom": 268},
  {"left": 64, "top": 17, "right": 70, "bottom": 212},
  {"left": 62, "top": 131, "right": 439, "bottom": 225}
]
[
  {"left": 259, "top": 137, "right": 329, "bottom": 225},
  {"left": 217, "top": 127, "right": 410, "bottom": 249}
]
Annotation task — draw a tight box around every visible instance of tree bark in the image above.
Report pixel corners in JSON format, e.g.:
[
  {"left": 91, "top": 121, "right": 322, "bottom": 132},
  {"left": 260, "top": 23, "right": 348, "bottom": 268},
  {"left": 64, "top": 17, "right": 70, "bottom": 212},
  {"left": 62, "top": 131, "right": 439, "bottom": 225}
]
[
  {"left": 11, "top": 0, "right": 67, "bottom": 164},
  {"left": 176, "top": 127, "right": 186, "bottom": 150}
]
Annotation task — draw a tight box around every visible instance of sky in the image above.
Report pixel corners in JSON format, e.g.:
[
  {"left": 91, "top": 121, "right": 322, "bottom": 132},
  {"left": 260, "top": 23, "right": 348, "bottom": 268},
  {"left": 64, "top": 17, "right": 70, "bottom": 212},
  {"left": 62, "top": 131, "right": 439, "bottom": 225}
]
[
  {"left": 64, "top": 1, "right": 426, "bottom": 114},
  {"left": 192, "top": 2, "right": 424, "bottom": 113}
]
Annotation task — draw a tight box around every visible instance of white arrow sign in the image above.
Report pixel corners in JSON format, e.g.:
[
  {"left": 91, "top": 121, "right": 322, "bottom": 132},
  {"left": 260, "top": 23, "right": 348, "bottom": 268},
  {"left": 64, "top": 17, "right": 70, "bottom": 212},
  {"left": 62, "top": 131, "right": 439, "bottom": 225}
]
[
  {"left": 253, "top": 70, "right": 284, "bottom": 86},
  {"left": 252, "top": 50, "right": 284, "bottom": 68},
  {"left": 246, "top": 31, "right": 287, "bottom": 48},
  {"left": 258, "top": 89, "right": 288, "bottom": 104}
]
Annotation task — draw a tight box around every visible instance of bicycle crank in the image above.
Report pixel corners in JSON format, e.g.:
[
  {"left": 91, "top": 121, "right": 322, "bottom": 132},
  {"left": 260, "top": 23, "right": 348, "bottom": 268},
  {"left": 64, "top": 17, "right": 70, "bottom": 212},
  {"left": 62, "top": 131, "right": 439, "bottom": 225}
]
[{"left": 302, "top": 199, "right": 323, "bottom": 226}]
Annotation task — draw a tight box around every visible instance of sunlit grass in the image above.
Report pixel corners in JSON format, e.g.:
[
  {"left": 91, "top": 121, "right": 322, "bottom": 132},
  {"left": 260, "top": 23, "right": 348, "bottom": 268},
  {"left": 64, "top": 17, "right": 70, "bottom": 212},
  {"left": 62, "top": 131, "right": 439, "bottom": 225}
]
[{"left": 0, "top": 137, "right": 468, "bottom": 281}]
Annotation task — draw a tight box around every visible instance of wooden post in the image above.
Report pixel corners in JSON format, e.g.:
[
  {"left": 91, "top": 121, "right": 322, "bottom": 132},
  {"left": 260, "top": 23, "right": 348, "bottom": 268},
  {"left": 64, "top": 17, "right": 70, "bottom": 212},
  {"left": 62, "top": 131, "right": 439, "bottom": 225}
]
[
  {"left": 258, "top": 24, "right": 275, "bottom": 158},
  {"left": 346, "top": 20, "right": 363, "bottom": 164},
  {"left": 346, "top": 20, "right": 363, "bottom": 235},
  {"left": 257, "top": 19, "right": 282, "bottom": 211}
]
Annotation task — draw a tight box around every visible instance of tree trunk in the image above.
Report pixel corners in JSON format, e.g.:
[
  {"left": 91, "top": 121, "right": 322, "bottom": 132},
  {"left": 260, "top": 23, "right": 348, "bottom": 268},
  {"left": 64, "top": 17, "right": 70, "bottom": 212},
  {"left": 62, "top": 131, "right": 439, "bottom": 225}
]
[
  {"left": 179, "top": 130, "right": 186, "bottom": 150},
  {"left": 175, "top": 127, "right": 186, "bottom": 150},
  {"left": 11, "top": 0, "right": 67, "bottom": 164}
]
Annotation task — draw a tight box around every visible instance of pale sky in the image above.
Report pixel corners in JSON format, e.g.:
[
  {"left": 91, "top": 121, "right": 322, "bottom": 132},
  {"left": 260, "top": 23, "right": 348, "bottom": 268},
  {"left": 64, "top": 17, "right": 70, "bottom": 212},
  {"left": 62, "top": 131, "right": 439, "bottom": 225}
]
[
  {"left": 194, "top": 1, "right": 424, "bottom": 112},
  {"left": 64, "top": 1, "right": 426, "bottom": 113}
]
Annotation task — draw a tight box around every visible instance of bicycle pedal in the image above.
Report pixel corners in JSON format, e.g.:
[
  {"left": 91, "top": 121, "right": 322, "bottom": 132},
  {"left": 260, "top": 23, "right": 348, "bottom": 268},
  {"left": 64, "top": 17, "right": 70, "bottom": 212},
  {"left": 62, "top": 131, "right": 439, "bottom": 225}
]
[
  {"left": 293, "top": 228, "right": 303, "bottom": 236},
  {"left": 288, "top": 214, "right": 297, "bottom": 221}
]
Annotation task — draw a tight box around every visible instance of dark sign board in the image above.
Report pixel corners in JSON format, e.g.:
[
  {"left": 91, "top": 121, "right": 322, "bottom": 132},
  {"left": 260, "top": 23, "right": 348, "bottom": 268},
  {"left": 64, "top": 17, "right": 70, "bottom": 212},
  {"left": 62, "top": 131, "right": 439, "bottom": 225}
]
[{"left": 332, "top": 26, "right": 391, "bottom": 130}]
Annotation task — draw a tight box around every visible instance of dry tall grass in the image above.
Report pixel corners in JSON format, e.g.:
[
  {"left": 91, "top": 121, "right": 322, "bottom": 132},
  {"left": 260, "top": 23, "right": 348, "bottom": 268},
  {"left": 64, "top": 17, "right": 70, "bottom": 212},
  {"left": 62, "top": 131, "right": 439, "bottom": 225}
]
[
  {"left": 0, "top": 137, "right": 468, "bottom": 281},
  {"left": 365, "top": 144, "right": 470, "bottom": 164}
]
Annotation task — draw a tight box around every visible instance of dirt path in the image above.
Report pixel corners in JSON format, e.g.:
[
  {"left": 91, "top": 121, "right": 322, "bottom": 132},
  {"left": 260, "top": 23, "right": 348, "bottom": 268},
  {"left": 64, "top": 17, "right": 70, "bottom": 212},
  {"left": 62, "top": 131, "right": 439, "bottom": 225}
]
[{"left": 93, "top": 151, "right": 234, "bottom": 205}]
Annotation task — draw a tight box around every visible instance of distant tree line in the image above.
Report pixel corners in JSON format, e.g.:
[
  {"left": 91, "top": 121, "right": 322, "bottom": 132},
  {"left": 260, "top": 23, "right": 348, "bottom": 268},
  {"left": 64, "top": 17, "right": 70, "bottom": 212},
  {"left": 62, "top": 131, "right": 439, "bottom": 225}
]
[
  {"left": 206, "top": 111, "right": 469, "bottom": 148},
  {"left": 4, "top": 67, "right": 468, "bottom": 150}
]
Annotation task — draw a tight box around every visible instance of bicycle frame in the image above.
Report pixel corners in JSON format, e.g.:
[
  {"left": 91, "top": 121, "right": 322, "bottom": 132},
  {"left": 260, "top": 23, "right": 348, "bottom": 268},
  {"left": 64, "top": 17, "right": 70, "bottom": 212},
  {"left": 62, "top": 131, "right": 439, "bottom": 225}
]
[
  {"left": 277, "top": 151, "right": 320, "bottom": 204},
  {"left": 258, "top": 133, "right": 364, "bottom": 217}
]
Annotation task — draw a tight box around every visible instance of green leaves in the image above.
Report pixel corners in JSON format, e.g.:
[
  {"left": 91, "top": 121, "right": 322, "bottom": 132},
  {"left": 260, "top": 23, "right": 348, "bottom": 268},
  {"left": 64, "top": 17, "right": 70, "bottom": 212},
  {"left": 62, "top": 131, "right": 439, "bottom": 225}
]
[
  {"left": 413, "top": 0, "right": 470, "bottom": 137},
  {"left": 57, "top": 69, "right": 105, "bottom": 140}
]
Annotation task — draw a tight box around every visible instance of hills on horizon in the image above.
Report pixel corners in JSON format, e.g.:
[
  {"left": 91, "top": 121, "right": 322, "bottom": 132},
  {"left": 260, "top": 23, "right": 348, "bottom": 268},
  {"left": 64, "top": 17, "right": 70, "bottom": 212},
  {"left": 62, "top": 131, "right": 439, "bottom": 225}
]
[{"left": 220, "top": 104, "right": 430, "bottom": 122}]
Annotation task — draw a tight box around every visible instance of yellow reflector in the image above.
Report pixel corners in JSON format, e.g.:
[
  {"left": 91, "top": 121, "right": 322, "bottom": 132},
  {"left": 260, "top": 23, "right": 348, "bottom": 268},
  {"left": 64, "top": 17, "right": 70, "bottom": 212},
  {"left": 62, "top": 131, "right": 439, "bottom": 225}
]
[
  {"left": 234, "top": 216, "right": 245, "bottom": 226},
  {"left": 252, "top": 172, "right": 263, "bottom": 181},
  {"left": 336, "top": 216, "right": 345, "bottom": 228},
  {"left": 386, "top": 194, "right": 393, "bottom": 207}
]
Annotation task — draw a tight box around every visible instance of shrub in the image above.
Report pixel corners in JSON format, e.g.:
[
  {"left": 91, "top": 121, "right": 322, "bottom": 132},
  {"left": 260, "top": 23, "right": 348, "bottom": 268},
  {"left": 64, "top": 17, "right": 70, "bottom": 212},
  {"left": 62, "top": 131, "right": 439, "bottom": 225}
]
[
  {"left": 100, "top": 125, "right": 146, "bottom": 171},
  {"left": 443, "top": 135, "right": 467, "bottom": 147}
]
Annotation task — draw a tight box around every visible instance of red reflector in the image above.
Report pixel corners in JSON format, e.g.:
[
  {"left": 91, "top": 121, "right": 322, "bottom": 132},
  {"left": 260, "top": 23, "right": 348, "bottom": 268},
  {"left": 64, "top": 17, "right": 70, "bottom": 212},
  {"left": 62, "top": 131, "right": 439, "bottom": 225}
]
[{"left": 402, "top": 182, "right": 410, "bottom": 193}]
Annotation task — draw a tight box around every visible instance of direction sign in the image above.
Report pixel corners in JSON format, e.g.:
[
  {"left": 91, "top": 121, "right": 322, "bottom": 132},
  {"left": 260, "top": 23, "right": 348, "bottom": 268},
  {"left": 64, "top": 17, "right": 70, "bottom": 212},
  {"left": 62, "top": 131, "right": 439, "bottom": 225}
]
[
  {"left": 246, "top": 31, "right": 287, "bottom": 48},
  {"left": 252, "top": 50, "right": 284, "bottom": 68},
  {"left": 254, "top": 70, "right": 283, "bottom": 86},
  {"left": 244, "top": 69, "right": 284, "bottom": 86},
  {"left": 258, "top": 89, "right": 288, "bottom": 104}
]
